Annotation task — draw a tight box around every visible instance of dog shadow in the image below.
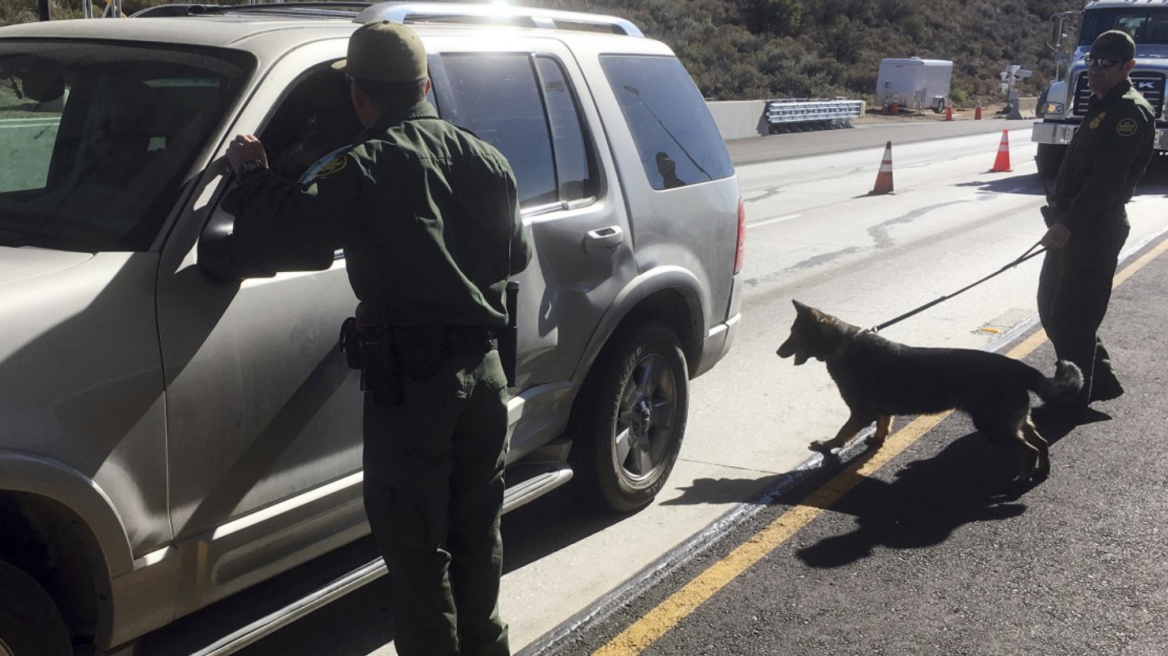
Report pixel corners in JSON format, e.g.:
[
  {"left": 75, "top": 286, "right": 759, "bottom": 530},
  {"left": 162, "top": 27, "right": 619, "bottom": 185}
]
[{"left": 794, "top": 431, "right": 1031, "bottom": 569}]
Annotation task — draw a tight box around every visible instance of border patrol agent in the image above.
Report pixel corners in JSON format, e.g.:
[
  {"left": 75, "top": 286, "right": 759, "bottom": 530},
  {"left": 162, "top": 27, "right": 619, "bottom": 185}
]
[
  {"left": 1038, "top": 30, "right": 1154, "bottom": 415},
  {"left": 224, "top": 21, "right": 531, "bottom": 656}
]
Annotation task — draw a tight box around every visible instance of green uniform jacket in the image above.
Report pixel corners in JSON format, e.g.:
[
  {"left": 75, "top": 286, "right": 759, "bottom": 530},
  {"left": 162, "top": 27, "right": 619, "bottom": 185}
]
[
  {"left": 225, "top": 101, "right": 532, "bottom": 328},
  {"left": 1052, "top": 78, "right": 1155, "bottom": 232}
]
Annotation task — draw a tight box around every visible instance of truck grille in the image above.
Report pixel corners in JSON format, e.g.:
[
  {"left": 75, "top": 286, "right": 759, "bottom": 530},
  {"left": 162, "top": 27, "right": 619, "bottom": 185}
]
[{"left": 1073, "top": 71, "right": 1165, "bottom": 119}]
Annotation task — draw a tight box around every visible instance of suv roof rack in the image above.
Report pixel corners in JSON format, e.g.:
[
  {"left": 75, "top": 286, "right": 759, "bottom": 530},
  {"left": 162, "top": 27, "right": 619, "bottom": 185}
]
[
  {"left": 356, "top": 2, "right": 643, "bottom": 37},
  {"left": 133, "top": 1, "right": 643, "bottom": 37},
  {"left": 132, "top": 2, "right": 368, "bottom": 19}
]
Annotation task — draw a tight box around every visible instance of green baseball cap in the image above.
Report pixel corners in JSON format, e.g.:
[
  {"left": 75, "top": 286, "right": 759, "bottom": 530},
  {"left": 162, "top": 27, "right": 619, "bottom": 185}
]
[
  {"left": 333, "top": 21, "right": 428, "bottom": 83},
  {"left": 1090, "top": 30, "right": 1136, "bottom": 61}
]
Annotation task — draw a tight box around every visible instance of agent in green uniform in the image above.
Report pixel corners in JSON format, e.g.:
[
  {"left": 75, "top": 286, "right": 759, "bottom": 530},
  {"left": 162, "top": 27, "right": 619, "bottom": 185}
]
[
  {"left": 1038, "top": 29, "right": 1154, "bottom": 416},
  {"left": 224, "top": 21, "right": 531, "bottom": 656}
]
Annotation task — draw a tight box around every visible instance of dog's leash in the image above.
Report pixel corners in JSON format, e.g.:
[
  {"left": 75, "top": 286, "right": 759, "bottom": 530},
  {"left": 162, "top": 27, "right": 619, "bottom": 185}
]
[{"left": 870, "top": 240, "right": 1047, "bottom": 333}]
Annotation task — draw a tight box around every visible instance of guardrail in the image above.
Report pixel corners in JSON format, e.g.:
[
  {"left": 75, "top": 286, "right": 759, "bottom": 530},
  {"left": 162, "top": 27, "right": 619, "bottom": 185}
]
[{"left": 765, "top": 99, "right": 864, "bottom": 133}]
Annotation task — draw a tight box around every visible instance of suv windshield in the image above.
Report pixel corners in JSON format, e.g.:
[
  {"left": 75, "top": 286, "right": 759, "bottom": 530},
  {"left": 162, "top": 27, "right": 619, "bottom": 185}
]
[
  {"left": 0, "top": 41, "right": 250, "bottom": 252},
  {"left": 1080, "top": 8, "right": 1168, "bottom": 47}
]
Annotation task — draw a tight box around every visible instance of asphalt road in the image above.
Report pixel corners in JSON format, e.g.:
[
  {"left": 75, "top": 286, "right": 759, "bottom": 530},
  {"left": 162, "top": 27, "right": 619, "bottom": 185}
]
[
  {"left": 531, "top": 235, "right": 1168, "bottom": 656},
  {"left": 139, "top": 116, "right": 1166, "bottom": 656},
  {"left": 726, "top": 116, "right": 1029, "bottom": 164}
]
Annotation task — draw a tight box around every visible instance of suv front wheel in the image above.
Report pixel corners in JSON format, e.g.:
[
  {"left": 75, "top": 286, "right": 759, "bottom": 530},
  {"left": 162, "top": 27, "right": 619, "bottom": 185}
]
[
  {"left": 0, "top": 560, "right": 73, "bottom": 656},
  {"left": 573, "top": 322, "right": 689, "bottom": 513}
]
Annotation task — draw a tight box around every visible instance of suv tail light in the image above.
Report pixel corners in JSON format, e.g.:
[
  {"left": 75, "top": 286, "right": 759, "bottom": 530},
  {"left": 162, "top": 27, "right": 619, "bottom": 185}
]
[{"left": 734, "top": 196, "right": 746, "bottom": 274}]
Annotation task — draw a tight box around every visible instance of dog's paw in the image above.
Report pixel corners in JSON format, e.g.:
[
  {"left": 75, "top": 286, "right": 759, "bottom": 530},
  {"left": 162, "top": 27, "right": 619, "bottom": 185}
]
[
  {"left": 863, "top": 435, "right": 886, "bottom": 449},
  {"left": 808, "top": 440, "right": 839, "bottom": 454}
]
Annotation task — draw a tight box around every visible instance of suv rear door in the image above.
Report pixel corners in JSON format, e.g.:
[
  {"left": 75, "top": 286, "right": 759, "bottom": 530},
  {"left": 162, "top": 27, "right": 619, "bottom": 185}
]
[{"left": 424, "top": 35, "right": 637, "bottom": 461}]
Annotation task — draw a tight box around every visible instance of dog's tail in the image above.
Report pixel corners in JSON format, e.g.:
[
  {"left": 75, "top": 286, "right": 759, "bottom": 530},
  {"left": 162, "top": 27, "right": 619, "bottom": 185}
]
[{"left": 1026, "top": 360, "right": 1084, "bottom": 402}]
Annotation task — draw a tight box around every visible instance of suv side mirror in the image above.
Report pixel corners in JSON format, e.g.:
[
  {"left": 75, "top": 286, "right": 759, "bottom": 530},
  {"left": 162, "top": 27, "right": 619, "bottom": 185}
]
[{"left": 198, "top": 205, "right": 335, "bottom": 282}]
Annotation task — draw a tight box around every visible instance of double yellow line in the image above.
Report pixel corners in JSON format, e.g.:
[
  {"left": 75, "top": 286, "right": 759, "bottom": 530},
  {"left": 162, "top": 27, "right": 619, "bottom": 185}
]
[{"left": 591, "top": 236, "right": 1168, "bottom": 656}]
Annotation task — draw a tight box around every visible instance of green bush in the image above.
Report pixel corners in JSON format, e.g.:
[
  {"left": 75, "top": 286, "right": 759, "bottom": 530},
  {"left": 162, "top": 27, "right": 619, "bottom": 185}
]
[{"left": 2, "top": 0, "right": 1083, "bottom": 102}]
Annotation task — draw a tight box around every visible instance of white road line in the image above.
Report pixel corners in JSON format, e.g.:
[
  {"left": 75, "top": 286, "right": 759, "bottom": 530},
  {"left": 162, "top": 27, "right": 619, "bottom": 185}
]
[{"left": 747, "top": 213, "right": 801, "bottom": 229}]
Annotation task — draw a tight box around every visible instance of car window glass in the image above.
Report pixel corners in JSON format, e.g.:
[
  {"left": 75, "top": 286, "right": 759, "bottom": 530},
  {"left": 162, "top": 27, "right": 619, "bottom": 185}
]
[
  {"left": 600, "top": 55, "right": 734, "bottom": 191},
  {"left": 260, "top": 66, "right": 362, "bottom": 183},
  {"left": 535, "top": 56, "right": 597, "bottom": 203},
  {"left": 435, "top": 53, "right": 557, "bottom": 208},
  {"left": 0, "top": 43, "right": 250, "bottom": 252},
  {"left": 0, "top": 68, "right": 64, "bottom": 194}
]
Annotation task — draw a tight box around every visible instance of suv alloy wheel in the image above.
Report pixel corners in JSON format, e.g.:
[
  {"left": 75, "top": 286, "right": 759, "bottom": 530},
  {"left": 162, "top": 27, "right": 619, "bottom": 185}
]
[{"left": 573, "top": 322, "right": 689, "bottom": 513}]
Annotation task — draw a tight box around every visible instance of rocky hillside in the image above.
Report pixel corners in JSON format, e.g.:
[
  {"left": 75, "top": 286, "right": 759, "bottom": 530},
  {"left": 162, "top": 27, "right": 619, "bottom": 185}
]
[{"left": 2, "top": 0, "right": 1084, "bottom": 104}]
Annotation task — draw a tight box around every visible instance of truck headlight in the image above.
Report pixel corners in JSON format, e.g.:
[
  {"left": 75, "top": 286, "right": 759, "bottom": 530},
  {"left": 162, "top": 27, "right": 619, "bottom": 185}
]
[{"left": 1043, "top": 102, "right": 1064, "bottom": 115}]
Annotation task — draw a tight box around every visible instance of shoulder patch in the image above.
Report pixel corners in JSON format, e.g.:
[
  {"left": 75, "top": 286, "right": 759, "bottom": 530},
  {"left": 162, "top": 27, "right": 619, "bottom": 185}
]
[
  {"left": 1089, "top": 111, "right": 1106, "bottom": 129},
  {"left": 1116, "top": 117, "right": 1138, "bottom": 137},
  {"left": 313, "top": 155, "right": 348, "bottom": 180}
]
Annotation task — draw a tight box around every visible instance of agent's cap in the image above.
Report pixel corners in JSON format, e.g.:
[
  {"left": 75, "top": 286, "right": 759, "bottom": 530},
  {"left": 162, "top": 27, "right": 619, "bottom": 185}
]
[
  {"left": 1090, "top": 30, "right": 1136, "bottom": 62},
  {"left": 333, "top": 21, "right": 427, "bottom": 83}
]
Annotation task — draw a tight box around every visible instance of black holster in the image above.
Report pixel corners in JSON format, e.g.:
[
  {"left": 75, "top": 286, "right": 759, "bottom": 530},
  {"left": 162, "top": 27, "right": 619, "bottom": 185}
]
[
  {"left": 500, "top": 281, "right": 519, "bottom": 387},
  {"left": 340, "top": 318, "right": 401, "bottom": 402}
]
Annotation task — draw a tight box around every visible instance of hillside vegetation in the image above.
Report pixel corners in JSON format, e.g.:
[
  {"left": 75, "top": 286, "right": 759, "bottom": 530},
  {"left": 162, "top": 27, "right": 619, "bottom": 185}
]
[{"left": 2, "top": 0, "right": 1084, "bottom": 104}]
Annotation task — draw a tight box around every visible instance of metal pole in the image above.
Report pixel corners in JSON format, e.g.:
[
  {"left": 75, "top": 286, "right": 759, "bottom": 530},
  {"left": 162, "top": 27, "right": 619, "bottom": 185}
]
[{"left": 38, "top": 0, "right": 50, "bottom": 20}]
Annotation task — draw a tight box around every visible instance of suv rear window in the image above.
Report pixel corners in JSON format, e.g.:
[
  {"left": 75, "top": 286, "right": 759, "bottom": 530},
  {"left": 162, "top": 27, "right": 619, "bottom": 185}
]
[
  {"left": 0, "top": 42, "right": 249, "bottom": 252},
  {"left": 600, "top": 55, "right": 734, "bottom": 190}
]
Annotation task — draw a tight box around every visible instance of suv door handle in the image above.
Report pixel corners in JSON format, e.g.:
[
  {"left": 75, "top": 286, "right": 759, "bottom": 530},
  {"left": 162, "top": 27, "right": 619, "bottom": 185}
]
[{"left": 582, "top": 226, "right": 625, "bottom": 254}]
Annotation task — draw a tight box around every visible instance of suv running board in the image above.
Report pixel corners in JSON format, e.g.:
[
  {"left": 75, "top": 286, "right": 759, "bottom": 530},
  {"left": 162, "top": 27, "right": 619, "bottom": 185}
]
[{"left": 139, "top": 462, "right": 574, "bottom": 656}]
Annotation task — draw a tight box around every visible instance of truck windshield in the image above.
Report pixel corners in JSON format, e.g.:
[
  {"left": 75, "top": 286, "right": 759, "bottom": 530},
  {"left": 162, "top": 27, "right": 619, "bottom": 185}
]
[
  {"left": 0, "top": 41, "right": 250, "bottom": 252},
  {"left": 1079, "top": 8, "right": 1168, "bottom": 47}
]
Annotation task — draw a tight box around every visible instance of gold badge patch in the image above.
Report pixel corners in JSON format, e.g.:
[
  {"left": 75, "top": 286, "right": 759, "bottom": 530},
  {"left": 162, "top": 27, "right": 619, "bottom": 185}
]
[
  {"left": 313, "top": 155, "right": 348, "bottom": 180},
  {"left": 1089, "top": 111, "right": 1106, "bottom": 129},
  {"left": 1117, "top": 118, "right": 1138, "bottom": 136}
]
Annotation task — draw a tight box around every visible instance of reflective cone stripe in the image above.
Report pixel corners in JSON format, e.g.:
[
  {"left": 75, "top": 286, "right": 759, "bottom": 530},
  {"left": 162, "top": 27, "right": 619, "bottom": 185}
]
[
  {"left": 870, "top": 141, "right": 894, "bottom": 195},
  {"left": 991, "top": 129, "right": 1012, "bottom": 172}
]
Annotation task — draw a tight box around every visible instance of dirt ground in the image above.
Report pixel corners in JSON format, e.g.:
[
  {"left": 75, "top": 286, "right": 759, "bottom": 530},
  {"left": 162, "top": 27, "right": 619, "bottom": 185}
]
[{"left": 860, "top": 101, "right": 1011, "bottom": 123}]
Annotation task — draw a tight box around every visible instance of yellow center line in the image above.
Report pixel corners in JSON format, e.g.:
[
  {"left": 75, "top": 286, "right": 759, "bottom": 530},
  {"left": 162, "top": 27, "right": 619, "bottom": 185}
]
[{"left": 590, "top": 234, "right": 1168, "bottom": 656}]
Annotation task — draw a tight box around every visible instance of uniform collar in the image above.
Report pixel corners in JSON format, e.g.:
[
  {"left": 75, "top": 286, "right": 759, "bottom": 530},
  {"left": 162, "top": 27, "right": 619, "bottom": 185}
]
[
  {"left": 1090, "top": 78, "right": 1133, "bottom": 110},
  {"left": 363, "top": 101, "right": 439, "bottom": 137}
]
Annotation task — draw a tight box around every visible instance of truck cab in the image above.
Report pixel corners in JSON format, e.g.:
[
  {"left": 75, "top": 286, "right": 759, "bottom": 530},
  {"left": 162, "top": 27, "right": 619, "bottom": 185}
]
[{"left": 1032, "top": 0, "right": 1168, "bottom": 177}]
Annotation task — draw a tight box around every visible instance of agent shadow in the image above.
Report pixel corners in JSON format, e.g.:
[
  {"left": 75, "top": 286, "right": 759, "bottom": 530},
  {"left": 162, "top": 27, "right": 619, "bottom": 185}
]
[{"left": 793, "top": 431, "right": 1036, "bottom": 569}]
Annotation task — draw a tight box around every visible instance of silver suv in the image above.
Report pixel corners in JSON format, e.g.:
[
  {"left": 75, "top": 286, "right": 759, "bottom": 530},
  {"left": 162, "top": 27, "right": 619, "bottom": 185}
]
[{"left": 0, "top": 3, "right": 743, "bottom": 654}]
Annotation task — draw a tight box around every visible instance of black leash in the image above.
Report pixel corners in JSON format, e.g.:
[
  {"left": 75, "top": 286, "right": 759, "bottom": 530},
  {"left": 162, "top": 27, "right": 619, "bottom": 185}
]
[{"left": 871, "top": 240, "right": 1047, "bottom": 333}]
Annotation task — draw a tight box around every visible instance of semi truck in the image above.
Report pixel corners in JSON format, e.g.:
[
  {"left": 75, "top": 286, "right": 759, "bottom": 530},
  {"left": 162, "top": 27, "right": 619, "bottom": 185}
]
[{"left": 1032, "top": 0, "right": 1168, "bottom": 177}]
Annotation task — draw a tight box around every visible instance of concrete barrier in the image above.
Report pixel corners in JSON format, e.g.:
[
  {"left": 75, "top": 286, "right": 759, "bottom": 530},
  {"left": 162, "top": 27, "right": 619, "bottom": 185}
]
[
  {"left": 706, "top": 100, "right": 768, "bottom": 141},
  {"left": 1009, "top": 97, "right": 1038, "bottom": 120}
]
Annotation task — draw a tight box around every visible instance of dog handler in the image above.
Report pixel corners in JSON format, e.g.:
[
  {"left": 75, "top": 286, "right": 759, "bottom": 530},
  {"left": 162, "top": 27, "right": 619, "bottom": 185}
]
[
  {"left": 223, "top": 21, "right": 531, "bottom": 656},
  {"left": 1037, "top": 29, "right": 1153, "bottom": 413}
]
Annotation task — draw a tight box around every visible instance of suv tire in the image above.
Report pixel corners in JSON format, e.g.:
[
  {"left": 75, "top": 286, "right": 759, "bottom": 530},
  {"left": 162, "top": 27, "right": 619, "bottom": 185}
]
[
  {"left": 573, "top": 322, "right": 689, "bottom": 513},
  {"left": 0, "top": 560, "right": 72, "bottom": 656}
]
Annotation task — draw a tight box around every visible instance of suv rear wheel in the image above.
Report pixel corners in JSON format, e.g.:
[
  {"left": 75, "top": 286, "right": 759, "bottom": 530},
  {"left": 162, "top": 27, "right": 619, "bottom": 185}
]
[
  {"left": 0, "top": 560, "right": 72, "bottom": 656},
  {"left": 573, "top": 322, "right": 689, "bottom": 513}
]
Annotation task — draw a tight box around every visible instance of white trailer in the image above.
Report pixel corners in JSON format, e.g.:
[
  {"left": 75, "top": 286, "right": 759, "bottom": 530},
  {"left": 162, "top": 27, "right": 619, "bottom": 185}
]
[{"left": 876, "top": 57, "right": 954, "bottom": 112}]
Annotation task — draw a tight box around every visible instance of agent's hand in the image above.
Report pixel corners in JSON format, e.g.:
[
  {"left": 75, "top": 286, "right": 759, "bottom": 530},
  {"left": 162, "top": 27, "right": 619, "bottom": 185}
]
[
  {"left": 226, "top": 134, "right": 269, "bottom": 175},
  {"left": 1040, "top": 223, "right": 1071, "bottom": 250}
]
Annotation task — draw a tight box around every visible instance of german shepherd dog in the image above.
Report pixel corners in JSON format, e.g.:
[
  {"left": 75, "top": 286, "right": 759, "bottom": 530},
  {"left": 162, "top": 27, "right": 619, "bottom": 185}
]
[{"left": 776, "top": 300, "right": 1082, "bottom": 487}]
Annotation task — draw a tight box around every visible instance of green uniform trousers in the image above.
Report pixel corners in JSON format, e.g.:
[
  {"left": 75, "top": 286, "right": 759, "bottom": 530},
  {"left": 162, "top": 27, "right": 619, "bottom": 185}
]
[
  {"left": 1036, "top": 223, "right": 1128, "bottom": 407},
  {"left": 362, "top": 348, "right": 510, "bottom": 656}
]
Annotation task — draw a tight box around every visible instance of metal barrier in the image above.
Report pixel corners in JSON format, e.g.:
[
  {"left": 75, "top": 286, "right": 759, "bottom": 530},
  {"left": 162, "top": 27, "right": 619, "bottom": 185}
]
[{"left": 765, "top": 99, "right": 864, "bottom": 132}]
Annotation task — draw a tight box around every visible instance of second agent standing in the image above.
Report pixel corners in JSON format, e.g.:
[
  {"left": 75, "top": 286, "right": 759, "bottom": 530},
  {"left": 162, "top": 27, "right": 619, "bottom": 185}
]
[
  {"left": 224, "top": 21, "right": 531, "bottom": 656},
  {"left": 1038, "top": 29, "right": 1154, "bottom": 416}
]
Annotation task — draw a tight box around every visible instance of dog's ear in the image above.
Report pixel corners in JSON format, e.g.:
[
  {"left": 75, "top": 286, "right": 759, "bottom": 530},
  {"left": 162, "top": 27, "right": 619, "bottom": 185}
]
[{"left": 792, "top": 299, "right": 813, "bottom": 316}]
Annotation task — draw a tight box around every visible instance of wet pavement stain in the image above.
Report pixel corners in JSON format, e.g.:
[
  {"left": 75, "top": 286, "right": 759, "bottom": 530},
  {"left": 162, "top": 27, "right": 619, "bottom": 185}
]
[
  {"left": 745, "top": 246, "right": 863, "bottom": 287},
  {"left": 868, "top": 199, "right": 972, "bottom": 249},
  {"left": 746, "top": 187, "right": 782, "bottom": 203}
]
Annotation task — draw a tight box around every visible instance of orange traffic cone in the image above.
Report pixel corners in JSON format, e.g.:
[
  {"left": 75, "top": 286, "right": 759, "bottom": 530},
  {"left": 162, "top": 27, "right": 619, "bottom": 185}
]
[
  {"left": 990, "top": 129, "right": 1012, "bottom": 172},
  {"left": 870, "top": 141, "right": 894, "bottom": 195},
  {"left": 974, "top": 104, "right": 983, "bottom": 120},
  {"left": 945, "top": 101, "right": 954, "bottom": 121}
]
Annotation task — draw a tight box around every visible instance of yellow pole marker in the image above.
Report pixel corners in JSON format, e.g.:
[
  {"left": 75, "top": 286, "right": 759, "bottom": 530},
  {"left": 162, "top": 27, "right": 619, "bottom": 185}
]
[{"left": 590, "top": 236, "right": 1168, "bottom": 656}]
